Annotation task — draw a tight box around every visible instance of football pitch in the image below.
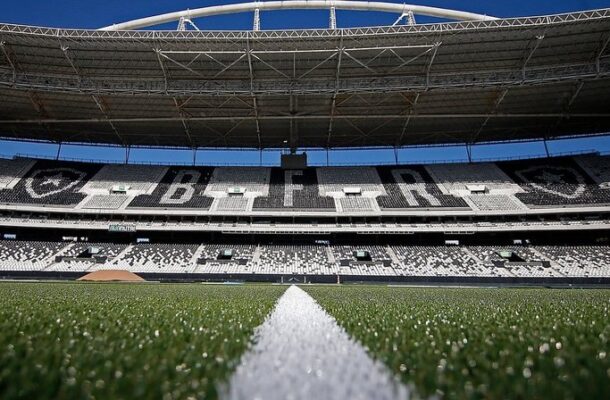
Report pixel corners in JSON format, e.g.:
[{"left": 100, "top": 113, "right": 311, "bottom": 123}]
[{"left": 0, "top": 282, "right": 608, "bottom": 399}]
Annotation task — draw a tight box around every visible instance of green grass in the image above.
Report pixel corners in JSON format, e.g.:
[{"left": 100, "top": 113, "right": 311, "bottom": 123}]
[
  {"left": 305, "top": 286, "right": 610, "bottom": 400},
  {"left": 0, "top": 282, "right": 285, "bottom": 400}
]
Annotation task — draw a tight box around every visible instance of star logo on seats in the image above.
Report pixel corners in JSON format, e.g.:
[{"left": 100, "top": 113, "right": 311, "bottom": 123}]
[
  {"left": 25, "top": 168, "right": 87, "bottom": 199},
  {"left": 41, "top": 173, "right": 65, "bottom": 187},
  {"left": 515, "top": 165, "right": 586, "bottom": 199}
]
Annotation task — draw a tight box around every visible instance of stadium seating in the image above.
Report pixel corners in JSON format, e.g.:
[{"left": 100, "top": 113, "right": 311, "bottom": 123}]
[
  {"left": 499, "top": 157, "right": 610, "bottom": 207},
  {"left": 332, "top": 245, "right": 398, "bottom": 276},
  {"left": 0, "top": 156, "right": 609, "bottom": 213},
  {"left": 107, "top": 243, "right": 199, "bottom": 273},
  {"left": 0, "top": 240, "right": 67, "bottom": 271},
  {"left": 253, "top": 169, "right": 335, "bottom": 210},
  {"left": 46, "top": 243, "right": 125, "bottom": 272},
  {"left": 0, "top": 240, "right": 608, "bottom": 279},
  {"left": 82, "top": 164, "right": 167, "bottom": 193},
  {"left": 129, "top": 167, "right": 214, "bottom": 209},
  {"left": 194, "top": 244, "right": 257, "bottom": 274},
  {"left": 256, "top": 245, "right": 335, "bottom": 275},
  {"left": 575, "top": 155, "right": 610, "bottom": 186},
  {"left": 81, "top": 195, "right": 130, "bottom": 209},
  {"left": 0, "top": 160, "right": 101, "bottom": 206},
  {"left": 0, "top": 158, "right": 34, "bottom": 189},
  {"left": 376, "top": 166, "right": 469, "bottom": 209},
  {"left": 535, "top": 246, "right": 610, "bottom": 277}
]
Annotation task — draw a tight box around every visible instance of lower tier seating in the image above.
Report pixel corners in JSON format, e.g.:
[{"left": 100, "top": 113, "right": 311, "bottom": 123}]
[{"left": 0, "top": 240, "right": 608, "bottom": 278}]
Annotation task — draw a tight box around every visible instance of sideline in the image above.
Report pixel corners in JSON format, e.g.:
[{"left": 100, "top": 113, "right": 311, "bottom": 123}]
[{"left": 222, "top": 285, "right": 410, "bottom": 400}]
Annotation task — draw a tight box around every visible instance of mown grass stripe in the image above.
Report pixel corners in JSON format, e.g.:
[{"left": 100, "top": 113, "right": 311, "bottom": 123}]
[{"left": 223, "top": 285, "right": 409, "bottom": 400}]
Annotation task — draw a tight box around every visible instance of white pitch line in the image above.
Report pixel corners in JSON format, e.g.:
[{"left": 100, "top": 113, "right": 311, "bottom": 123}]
[{"left": 222, "top": 285, "right": 410, "bottom": 400}]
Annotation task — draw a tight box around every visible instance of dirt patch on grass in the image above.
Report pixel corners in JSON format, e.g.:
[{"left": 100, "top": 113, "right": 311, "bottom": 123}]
[{"left": 78, "top": 270, "right": 145, "bottom": 282}]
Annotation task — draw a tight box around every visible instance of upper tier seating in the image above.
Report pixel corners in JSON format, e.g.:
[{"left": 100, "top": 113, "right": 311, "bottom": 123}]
[
  {"left": 81, "top": 195, "right": 130, "bottom": 209},
  {"left": 427, "top": 162, "right": 522, "bottom": 194},
  {"left": 82, "top": 164, "right": 167, "bottom": 193},
  {"left": 377, "top": 166, "right": 469, "bottom": 209},
  {"left": 205, "top": 167, "right": 270, "bottom": 195},
  {"left": 0, "top": 158, "right": 34, "bottom": 189},
  {"left": 339, "top": 197, "right": 376, "bottom": 212},
  {"left": 0, "top": 155, "right": 608, "bottom": 212},
  {"left": 575, "top": 155, "right": 610, "bottom": 186},
  {"left": 129, "top": 167, "right": 214, "bottom": 209},
  {"left": 498, "top": 157, "right": 610, "bottom": 207},
  {"left": 317, "top": 167, "right": 386, "bottom": 196},
  {"left": 0, "top": 160, "right": 101, "bottom": 206},
  {"left": 465, "top": 194, "right": 527, "bottom": 211},
  {"left": 254, "top": 169, "right": 335, "bottom": 210}
]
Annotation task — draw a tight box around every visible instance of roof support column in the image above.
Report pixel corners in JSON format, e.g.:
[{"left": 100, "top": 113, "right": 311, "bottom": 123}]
[
  {"left": 327, "top": 33, "right": 344, "bottom": 148},
  {"left": 246, "top": 37, "right": 262, "bottom": 149}
]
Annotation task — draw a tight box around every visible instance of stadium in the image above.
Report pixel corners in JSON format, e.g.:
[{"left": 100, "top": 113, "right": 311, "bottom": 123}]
[{"left": 0, "top": 1, "right": 609, "bottom": 399}]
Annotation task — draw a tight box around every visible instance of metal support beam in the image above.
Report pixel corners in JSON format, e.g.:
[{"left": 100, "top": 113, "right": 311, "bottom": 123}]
[
  {"left": 246, "top": 38, "right": 262, "bottom": 148},
  {"left": 396, "top": 92, "right": 420, "bottom": 146},
  {"left": 522, "top": 34, "right": 545, "bottom": 80},
  {"left": 177, "top": 17, "right": 187, "bottom": 31},
  {"left": 329, "top": 6, "right": 337, "bottom": 29},
  {"left": 406, "top": 10, "right": 416, "bottom": 26},
  {"left": 2, "top": 113, "right": 609, "bottom": 125},
  {"left": 550, "top": 80, "right": 585, "bottom": 135},
  {"left": 0, "top": 41, "right": 17, "bottom": 83},
  {"left": 289, "top": 93, "right": 298, "bottom": 151},
  {"left": 426, "top": 42, "right": 441, "bottom": 88},
  {"left": 155, "top": 49, "right": 169, "bottom": 92},
  {"left": 253, "top": 8, "right": 261, "bottom": 31},
  {"left": 543, "top": 138, "right": 550, "bottom": 157},
  {"left": 60, "top": 46, "right": 80, "bottom": 82},
  {"left": 596, "top": 34, "right": 610, "bottom": 75},
  {"left": 173, "top": 97, "right": 195, "bottom": 148},
  {"left": 472, "top": 88, "right": 509, "bottom": 143},
  {"left": 91, "top": 94, "right": 125, "bottom": 145},
  {"left": 327, "top": 34, "right": 344, "bottom": 148},
  {"left": 99, "top": 1, "right": 497, "bottom": 30}
]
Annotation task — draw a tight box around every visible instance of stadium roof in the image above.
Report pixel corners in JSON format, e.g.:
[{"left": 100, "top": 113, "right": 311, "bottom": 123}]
[{"left": 0, "top": 7, "right": 609, "bottom": 149}]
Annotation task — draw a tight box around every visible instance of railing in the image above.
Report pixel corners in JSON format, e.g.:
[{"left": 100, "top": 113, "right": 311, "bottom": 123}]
[{"left": 0, "top": 149, "right": 599, "bottom": 167}]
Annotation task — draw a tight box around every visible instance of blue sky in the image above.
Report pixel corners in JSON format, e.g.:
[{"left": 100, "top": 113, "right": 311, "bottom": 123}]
[{"left": 1, "top": 0, "right": 610, "bottom": 166}]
